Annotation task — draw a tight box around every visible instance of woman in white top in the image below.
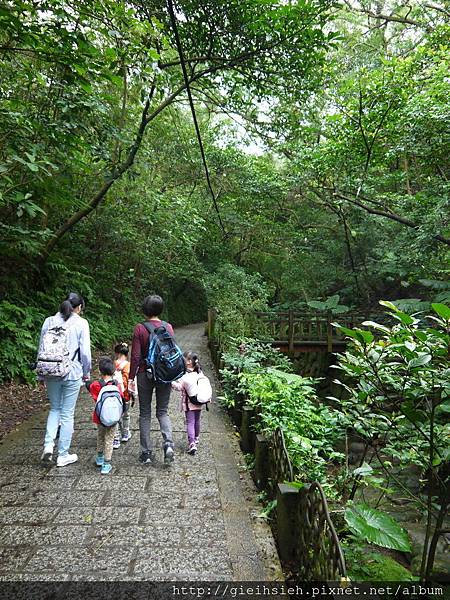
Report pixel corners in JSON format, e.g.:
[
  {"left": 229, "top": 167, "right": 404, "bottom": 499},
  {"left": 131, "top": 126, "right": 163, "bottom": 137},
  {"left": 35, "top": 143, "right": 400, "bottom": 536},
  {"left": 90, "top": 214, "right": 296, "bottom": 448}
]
[{"left": 38, "top": 292, "right": 91, "bottom": 466}]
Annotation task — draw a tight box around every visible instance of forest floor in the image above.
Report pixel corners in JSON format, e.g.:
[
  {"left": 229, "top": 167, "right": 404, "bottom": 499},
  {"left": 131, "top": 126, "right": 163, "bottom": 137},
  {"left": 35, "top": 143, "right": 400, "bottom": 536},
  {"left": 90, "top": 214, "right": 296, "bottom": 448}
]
[{"left": 0, "top": 381, "right": 48, "bottom": 441}]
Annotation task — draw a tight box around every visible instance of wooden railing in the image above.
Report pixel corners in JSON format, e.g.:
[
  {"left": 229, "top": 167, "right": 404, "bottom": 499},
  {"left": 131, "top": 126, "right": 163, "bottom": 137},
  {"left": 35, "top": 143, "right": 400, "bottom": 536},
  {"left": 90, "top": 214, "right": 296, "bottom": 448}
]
[
  {"left": 254, "top": 310, "right": 373, "bottom": 352},
  {"left": 208, "top": 307, "right": 382, "bottom": 352}
]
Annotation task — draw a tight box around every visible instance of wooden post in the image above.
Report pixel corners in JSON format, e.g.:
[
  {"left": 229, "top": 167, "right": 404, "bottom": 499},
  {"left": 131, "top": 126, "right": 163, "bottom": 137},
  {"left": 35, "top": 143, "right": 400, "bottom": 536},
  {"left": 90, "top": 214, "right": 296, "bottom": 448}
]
[
  {"left": 288, "top": 309, "right": 294, "bottom": 354},
  {"left": 254, "top": 434, "right": 269, "bottom": 490},
  {"left": 277, "top": 483, "right": 300, "bottom": 564},
  {"left": 240, "top": 405, "right": 256, "bottom": 453},
  {"left": 207, "top": 309, "right": 212, "bottom": 339},
  {"left": 327, "top": 309, "right": 333, "bottom": 353}
]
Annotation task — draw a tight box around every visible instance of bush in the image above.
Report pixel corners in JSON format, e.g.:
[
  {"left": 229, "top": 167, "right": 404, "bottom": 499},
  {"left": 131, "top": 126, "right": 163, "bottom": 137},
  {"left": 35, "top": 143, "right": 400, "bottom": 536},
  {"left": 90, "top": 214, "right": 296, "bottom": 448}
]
[
  {"left": 204, "top": 264, "right": 271, "bottom": 349},
  {"left": 0, "top": 301, "right": 46, "bottom": 383},
  {"left": 242, "top": 370, "right": 344, "bottom": 483},
  {"left": 219, "top": 341, "right": 345, "bottom": 485}
]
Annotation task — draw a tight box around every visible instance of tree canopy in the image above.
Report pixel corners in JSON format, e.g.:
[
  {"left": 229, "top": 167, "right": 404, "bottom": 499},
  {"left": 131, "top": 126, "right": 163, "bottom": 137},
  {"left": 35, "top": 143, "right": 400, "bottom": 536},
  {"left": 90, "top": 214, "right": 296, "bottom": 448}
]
[{"left": 0, "top": 0, "right": 449, "bottom": 381}]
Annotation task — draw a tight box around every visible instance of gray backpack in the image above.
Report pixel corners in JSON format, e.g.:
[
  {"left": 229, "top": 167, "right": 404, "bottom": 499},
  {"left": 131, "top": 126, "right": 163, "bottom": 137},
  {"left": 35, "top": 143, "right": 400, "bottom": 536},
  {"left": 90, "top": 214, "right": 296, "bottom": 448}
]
[
  {"left": 95, "top": 380, "right": 124, "bottom": 427},
  {"left": 36, "top": 319, "right": 79, "bottom": 378}
]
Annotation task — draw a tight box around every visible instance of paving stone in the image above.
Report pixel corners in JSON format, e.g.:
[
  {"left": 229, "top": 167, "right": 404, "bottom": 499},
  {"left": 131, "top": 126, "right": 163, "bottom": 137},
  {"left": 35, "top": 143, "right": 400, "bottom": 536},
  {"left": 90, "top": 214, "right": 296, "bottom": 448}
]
[
  {"left": 53, "top": 506, "right": 141, "bottom": 525},
  {"left": 0, "top": 547, "right": 33, "bottom": 571},
  {"left": 183, "top": 493, "right": 222, "bottom": 510},
  {"left": 86, "top": 525, "right": 184, "bottom": 546},
  {"left": 133, "top": 546, "right": 233, "bottom": 578},
  {"left": 1, "top": 490, "right": 106, "bottom": 507},
  {"left": 230, "top": 553, "right": 267, "bottom": 580},
  {"left": 100, "top": 492, "right": 187, "bottom": 508},
  {"left": 24, "top": 545, "right": 134, "bottom": 574},
  {"left": 182, "top": 522, "right": 227, "bottom": 543},
  {"left": 0, "top": 476, "right": 76, "bottom": 494},
  {"left": 0, "top": 525, "right": 88, "bottom": 546},
  {"left": 0, "top": 506, "right": 58, "bottom": 525},
  {"left": 0, "top": 575, "right": 70, "bottom": 582},
  {"left": 75, "top": 475, "right": 148, "bottom": 491}
]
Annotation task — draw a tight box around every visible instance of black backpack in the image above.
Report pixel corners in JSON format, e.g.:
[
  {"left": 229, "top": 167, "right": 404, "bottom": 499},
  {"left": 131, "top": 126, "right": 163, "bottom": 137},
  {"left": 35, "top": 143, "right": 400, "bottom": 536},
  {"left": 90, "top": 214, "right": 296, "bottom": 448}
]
[{"left": 142, "top": 321, "right": 185, "bottom": 384}]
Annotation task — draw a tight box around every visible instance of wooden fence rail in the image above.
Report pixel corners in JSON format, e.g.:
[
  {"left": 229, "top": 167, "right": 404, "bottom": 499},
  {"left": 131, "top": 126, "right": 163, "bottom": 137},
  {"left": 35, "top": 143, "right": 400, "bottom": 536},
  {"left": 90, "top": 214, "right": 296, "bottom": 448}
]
[{"left": 208, "top": 307, "right": 383, "bottom": 353}]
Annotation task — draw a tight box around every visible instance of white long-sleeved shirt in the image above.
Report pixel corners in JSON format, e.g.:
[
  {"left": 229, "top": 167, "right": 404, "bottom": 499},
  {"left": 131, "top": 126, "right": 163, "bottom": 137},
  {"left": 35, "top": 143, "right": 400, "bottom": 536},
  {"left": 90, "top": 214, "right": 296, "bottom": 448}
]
[{"left": 38, "top": 312, "right": 91, "bottom": 380}]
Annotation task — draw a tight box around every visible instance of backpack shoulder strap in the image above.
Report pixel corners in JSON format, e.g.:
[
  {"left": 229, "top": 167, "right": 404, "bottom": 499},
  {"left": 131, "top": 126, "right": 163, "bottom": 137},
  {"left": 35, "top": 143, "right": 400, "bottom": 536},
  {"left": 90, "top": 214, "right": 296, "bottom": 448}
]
[{"left": 142, "top": 321, "right": 157, "bottom": 334}]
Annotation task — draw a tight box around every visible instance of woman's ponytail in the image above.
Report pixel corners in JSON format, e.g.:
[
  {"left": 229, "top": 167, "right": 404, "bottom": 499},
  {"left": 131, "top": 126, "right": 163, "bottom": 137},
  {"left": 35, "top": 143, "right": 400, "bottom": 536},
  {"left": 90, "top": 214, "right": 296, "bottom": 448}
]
[
  {"left": 59, "top": 292, "right": 85, "bottom": 321},
  {"left": 59, "top": 300, "right": 74, "bottom": 321}
]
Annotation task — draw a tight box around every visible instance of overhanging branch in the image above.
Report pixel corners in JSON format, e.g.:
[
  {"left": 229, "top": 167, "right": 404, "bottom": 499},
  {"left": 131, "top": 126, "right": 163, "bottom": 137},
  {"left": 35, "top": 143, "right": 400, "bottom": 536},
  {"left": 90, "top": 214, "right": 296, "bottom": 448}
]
[{"left": 334, "top": 191, "right": 450, "bottom": 247}]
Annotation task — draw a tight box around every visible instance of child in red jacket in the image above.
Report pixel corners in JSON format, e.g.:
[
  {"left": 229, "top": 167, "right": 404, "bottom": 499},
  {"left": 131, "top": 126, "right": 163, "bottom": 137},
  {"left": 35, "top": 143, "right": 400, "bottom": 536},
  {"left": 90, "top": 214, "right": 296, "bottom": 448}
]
[{"left": 86, "top": 356, "right": 124, "bottom": 475}]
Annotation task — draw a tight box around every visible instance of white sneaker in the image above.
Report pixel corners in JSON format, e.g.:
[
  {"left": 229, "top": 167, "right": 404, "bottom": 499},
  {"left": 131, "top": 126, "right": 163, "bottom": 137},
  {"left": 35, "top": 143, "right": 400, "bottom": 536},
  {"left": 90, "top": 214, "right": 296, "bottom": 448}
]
[
  {"left": 56, "top": 453, "right": 78, "bottom": 467},
  {"left": 187, "top": 442, "right": 197, "bottom": 455}
]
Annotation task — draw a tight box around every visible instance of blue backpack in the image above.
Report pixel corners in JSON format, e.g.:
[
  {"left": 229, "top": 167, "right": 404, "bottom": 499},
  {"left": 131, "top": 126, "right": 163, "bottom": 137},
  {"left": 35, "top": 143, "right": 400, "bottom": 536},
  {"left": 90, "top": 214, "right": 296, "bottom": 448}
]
[{"left": 143, "top": 322, "right": 185, "bottom": 383}]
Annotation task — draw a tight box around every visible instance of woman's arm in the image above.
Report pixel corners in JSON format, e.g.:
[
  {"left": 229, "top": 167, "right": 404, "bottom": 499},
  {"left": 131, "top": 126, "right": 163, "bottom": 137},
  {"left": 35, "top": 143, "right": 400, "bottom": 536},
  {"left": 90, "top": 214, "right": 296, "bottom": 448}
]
[
  {"left": 79, "top": 319, "right": 92, "bottom": 379},
  {"left": 129, "top": 324, "right": 142, "bottom": 380}
]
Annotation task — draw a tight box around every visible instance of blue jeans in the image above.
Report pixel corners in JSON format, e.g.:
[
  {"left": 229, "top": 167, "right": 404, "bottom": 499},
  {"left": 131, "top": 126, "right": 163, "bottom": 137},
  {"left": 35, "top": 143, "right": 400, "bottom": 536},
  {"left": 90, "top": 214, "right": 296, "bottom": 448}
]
[{"left": 44, "top": 378, "right": 82, "bottom": 456}]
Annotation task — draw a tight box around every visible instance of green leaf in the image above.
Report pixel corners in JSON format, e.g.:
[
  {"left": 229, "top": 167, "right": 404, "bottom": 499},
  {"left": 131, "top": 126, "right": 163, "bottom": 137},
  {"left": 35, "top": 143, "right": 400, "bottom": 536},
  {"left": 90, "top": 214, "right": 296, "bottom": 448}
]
[
  {"left": 334, "top": 325, "right": 361, "bottom": 340},
  {"left": 361, "top": 321, "right": 390, "bottom": 333},
  {"left": 379, "top": 300, "right": 398, "bottom": 312},
  {"left": 267, "top": 367, "right": 306, "bottom": 383},
  {"left": 344, "top": 504, "right": 411, "bottom": 552},
  {"left": 431, "top": 303, "right": 450, "bottom": 321},
  {"left": 353, "top": 462, "right": 373, "bottom": 477},
  {"left": 408, "top": 354, "right": 431, "bottom": 369},
  {"left": 356, "top": 329, "right": 374, "bottom": 344},
  {"left": 393, "top": 311, "right": 414, "bottom": 326},
  {"left": 401, "top": 402, "right": 426, "bottom": 423}
]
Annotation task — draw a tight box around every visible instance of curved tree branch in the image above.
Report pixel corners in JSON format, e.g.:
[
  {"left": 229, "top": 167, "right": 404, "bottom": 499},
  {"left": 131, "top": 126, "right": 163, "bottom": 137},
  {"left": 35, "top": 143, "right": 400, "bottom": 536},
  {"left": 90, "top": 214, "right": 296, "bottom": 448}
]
[{"left": 334, "top": 191, "right": 450, "bottom": 246}]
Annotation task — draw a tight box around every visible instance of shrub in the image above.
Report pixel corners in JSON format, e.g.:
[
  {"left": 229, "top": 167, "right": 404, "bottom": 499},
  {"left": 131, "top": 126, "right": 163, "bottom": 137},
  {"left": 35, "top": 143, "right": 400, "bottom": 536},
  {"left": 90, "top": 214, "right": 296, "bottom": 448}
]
[{"left": 204, "top": 264, "right": 271, "bottom": 349}]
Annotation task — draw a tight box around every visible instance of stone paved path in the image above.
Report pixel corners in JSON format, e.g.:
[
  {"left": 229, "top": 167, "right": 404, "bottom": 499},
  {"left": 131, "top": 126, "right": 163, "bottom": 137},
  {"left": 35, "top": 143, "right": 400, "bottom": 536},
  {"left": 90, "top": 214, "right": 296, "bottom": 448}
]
[{"left": 0, "top": 323, "right": 282, "bottom": 581}]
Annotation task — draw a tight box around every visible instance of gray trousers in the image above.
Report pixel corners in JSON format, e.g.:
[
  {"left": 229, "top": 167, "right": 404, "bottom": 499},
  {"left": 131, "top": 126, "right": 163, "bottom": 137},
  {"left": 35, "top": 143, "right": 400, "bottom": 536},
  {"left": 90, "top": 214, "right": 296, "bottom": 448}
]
[
  {"left": 114, "top": 404, "right": 131, "bottom": 441},
  {"left": 137, "top": 371, "right": 173, "bottom": 453}
]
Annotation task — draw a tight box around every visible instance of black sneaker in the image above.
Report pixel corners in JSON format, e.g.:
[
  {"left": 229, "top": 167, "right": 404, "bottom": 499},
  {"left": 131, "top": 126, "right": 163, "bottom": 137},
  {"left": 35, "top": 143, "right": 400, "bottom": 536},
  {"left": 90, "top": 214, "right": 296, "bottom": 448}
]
[
  {"left": 139, "top": 451, "right": 153, "bottom": 465},
  {"left": 164, "top": 445, "right": 174, "bottom": 464},
  {"left": 41, "top": 451, "right": 53, "bottom": 465}
]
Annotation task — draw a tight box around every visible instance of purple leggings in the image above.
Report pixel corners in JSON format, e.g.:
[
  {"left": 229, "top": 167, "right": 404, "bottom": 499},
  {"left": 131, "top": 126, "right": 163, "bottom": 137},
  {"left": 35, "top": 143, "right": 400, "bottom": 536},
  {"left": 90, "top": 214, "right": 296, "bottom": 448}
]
[{"left": 185, "top": 410, "right": 201, "bottom": 444}]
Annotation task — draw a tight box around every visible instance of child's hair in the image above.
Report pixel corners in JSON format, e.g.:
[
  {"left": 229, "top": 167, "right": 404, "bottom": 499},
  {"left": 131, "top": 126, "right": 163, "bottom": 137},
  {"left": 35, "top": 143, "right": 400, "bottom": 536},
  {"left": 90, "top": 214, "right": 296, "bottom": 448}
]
[
  {"left": 142, "top": 294, "right": 164, "bottom": 317},
  {"left": 99, "top": 356, "right": 115, "bottom": 376},
  {"left": 184, "top": 351, "right": 201, "bottom": 373},
  {"left": 114, "top": 342, "right": 129, "bottom": 356}
]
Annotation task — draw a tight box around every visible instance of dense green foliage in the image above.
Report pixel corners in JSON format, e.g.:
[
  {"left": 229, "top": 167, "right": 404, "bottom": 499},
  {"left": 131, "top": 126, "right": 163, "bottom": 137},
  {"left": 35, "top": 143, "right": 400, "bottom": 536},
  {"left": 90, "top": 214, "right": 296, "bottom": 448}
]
[
  {"left": 242, "top": 370, "right": 344, "bottom": 484},
  {"left": 1, "top": 0, "right": 449, "bottom": 382},
  {"left": 219, "top": 303, "right": 449, "bottom": 579},
  {"left": 333, "top": 302, "right": 450, "bottom": 580},
  {"left": 0, "top": 0, "right": 334, "bottom": 380}
]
